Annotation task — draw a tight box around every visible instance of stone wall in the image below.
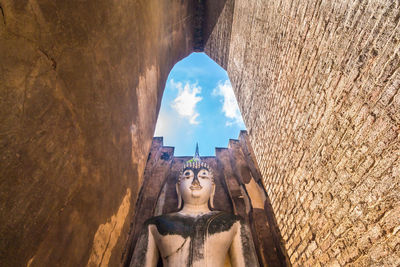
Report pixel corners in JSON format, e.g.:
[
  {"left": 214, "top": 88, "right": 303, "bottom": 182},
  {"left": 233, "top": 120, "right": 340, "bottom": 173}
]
[
  {"left": 206, "top": 0, "right": 400, "bottom": 266},
  {"left": 0, "top": 1, "right": 195, "bottom": 266}
]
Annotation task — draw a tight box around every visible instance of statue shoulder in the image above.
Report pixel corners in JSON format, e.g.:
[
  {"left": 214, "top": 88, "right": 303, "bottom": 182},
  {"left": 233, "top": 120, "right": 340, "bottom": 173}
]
[
  {"left": 212, "top": 210, "right": 241, "bottom": 220},
  {"left": 143, "top": 212, "right": 181, "bottom": 225}
]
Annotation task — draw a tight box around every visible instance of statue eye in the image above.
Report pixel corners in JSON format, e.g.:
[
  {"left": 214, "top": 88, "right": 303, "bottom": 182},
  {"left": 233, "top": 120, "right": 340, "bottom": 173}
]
[
  {"left": 200, "top": 171, "right": 208, "bottom": 177},
  {"left": 184, "top": 171, "right": 190, "bottom": 176}
]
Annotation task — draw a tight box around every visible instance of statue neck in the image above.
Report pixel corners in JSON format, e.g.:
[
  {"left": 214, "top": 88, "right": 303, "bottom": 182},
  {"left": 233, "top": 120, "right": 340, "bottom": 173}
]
[{"left": 179, "top": 202, "right": 211, "bottom": 216}]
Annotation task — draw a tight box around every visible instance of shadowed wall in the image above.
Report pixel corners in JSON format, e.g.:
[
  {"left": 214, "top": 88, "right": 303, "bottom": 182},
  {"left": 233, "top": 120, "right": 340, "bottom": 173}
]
[{"left": 0, "top": 1, "right": 196, "bottom": 266}]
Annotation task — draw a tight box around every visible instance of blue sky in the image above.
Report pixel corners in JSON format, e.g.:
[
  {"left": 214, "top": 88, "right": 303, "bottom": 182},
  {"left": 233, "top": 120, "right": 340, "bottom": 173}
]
[{"left": 154, "top": 53, "right": 246, "bottom": 156}]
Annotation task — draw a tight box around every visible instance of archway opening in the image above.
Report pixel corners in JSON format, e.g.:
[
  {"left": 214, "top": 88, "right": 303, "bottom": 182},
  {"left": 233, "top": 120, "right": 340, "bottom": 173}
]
[{"left": 154, "top": 52, "right": 245, "bottom": 156}]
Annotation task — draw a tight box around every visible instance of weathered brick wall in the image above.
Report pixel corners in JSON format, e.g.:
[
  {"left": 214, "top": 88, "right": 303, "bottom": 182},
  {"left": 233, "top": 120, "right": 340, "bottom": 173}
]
[
  {"left": 206, "top": 0, "right": 400, "bottom": 266},
  {"left": 203, "top": 0, "right": 235, "bottom": 69}
]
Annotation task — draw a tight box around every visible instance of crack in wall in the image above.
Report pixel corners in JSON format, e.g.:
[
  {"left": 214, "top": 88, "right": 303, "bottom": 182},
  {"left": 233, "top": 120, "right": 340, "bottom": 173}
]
[
  {"left": 0, "top": 4, "right": 6, "bottom": 25},
  {"left": 163, "top": 237, "right": 188, "bottom": 260},
  {"left": 38, "top": 48, "right": 57, "bottom": 70},
  {"left": 98, "top": 220, "right": 118, "bottom": 267},
  {"left": 87, "top": 189, "right": 131, "bottom": 267}
]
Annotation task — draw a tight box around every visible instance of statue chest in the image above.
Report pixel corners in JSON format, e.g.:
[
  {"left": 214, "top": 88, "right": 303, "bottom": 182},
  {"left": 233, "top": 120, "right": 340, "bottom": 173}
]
[{"left": 148, "top": 212, "right": 240, "bottom": 266}]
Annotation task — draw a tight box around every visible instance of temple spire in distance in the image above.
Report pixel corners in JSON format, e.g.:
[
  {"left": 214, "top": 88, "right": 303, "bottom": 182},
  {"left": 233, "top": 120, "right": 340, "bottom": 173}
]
[
  {"left": 193, "top": 143, "right": 200, "bottom": 162},
  {"left": 195, "top": 143, "right": 200, "bottom": 157},
  {"left": 186, "top": 143, "right": 201, "bottom": 165}
]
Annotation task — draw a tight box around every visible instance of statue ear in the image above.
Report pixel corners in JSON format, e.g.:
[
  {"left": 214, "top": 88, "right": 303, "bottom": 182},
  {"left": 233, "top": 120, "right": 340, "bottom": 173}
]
[
  {"left": 209, "top": 183, "right": 216, "bottom": 209},
  {"left": 176, "top": 183, "right": 182, "bottom": 210}
]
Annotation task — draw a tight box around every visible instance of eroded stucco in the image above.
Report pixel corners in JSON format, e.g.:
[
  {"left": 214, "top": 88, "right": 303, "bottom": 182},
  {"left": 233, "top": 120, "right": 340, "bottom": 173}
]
[{"left": 87, "top": 189, "right": 131, "bottom": 267}]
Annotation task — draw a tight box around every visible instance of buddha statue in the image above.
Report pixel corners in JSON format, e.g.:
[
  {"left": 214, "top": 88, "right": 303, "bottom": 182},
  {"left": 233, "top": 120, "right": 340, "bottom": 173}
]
[{"left": 130, "top": 145, "right": 259, "bottom": 267}]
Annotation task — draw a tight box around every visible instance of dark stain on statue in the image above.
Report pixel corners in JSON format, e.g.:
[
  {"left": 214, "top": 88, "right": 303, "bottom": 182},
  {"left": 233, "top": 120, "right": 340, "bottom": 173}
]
[
  {"left": 146, "top": 213, "right": 206, "bottom": 264},
  {"left": 144, "top": 211, "right": 241, "bottom": 265},
  {"left": 147, "top": 213, "right": 197, "bottom": 238},
  {"left": 240, "top": 221, "right": 255, "bottom": 267},
  {"left": 146, "top": 211, "right": 239, "bottom": 237},
  {"left": 207, "top": 211, "right": 240, "bottom": 235}
]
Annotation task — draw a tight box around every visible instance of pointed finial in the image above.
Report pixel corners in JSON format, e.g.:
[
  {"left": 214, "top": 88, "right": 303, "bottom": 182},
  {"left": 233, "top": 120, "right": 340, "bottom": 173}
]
[
  {"left": 179, "top": 142, "right": 213, "bottom": 178},
  {"left": 193, "top": 142, "right": 201, "bottom": 162},
  {"left": 195, "top": 142, "right": 199, "bottom": 157}
]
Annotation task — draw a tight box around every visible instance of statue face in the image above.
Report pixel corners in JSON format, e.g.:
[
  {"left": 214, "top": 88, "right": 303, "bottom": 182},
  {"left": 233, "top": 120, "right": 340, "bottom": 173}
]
[{"left": 179, "top": 167, "right": 213, "bottom": 206}]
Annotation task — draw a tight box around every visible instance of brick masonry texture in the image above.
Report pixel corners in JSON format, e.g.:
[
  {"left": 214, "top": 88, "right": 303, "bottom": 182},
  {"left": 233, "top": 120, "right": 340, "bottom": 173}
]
[{"left": 206, "top": 0, "right": 400, "bottom": 266}]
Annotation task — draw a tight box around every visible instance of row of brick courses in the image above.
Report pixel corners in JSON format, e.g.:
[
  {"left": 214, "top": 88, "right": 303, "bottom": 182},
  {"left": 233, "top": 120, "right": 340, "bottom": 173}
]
[{"left": 206, "top": 0, "right": 399, "bottom": 265}]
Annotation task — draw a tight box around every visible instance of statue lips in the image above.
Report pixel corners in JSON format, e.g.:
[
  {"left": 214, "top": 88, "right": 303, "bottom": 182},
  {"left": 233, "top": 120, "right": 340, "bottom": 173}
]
[{"left": 190, "top": 184, "right": 202, "bottom": 190}]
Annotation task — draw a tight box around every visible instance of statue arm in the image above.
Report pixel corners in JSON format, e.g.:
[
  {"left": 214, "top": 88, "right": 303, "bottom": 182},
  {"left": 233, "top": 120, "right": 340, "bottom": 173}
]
[
  {"left": 229, "top": 221, "right": 259, "bottom": 267},
  {"left": 130, "top": 224, "right": 160, "bottom": 267}
]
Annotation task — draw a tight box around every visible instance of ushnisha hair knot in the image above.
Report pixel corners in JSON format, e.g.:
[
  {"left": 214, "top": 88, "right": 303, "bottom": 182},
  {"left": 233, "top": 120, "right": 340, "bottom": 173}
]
[{"left": 177, "top": 143, "right": 214, "bottom": 182}]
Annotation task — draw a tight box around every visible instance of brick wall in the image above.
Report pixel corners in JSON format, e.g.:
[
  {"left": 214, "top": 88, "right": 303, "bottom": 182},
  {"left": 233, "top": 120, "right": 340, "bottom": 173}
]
[{"left": 206, "top": 0, "right": 400, "bottom": 265}]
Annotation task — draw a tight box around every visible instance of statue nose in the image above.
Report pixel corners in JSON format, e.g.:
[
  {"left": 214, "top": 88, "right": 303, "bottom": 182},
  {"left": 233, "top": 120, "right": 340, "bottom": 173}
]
[{"left": 192, "top": 175, "right": 200, "bottom": 185}]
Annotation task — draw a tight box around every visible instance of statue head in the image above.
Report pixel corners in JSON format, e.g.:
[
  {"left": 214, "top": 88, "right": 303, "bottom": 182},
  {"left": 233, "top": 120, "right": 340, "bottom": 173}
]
[{"left": 176, "top": 144, "right": 215, "bottom": 210}]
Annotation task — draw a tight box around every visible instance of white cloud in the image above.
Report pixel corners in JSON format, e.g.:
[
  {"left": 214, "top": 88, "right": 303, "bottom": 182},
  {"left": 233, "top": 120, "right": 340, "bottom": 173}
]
[
  {"left": 212, "top": 80, "right": 245, "bottom": 127},
  {"left": 171, "top": 80, "right": 202, "bottom": 125}
]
